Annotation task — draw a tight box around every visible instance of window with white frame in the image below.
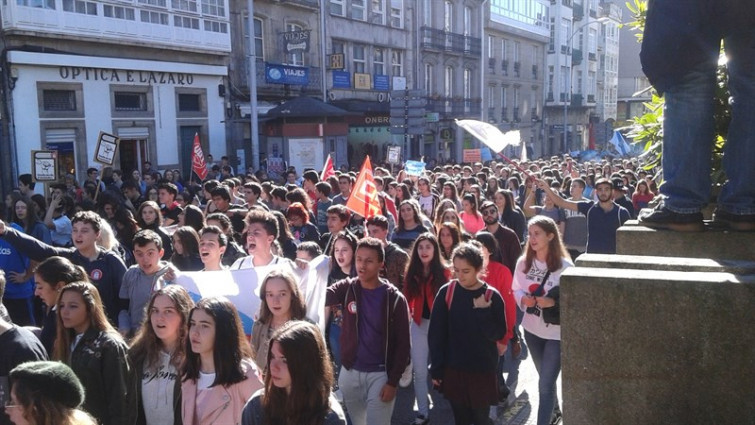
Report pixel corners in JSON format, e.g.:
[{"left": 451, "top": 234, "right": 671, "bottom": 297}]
[
  {"left": 501, "top": 38, "right": 507, "bottom": 61},
  {"left": 391, "top": 50, "right": 403, "bottom": 76},
  {"left": 138, "top": 0, "right": 166, "bottom": 7},
  {"left": 390, "top": 0, "right": 403, "bottom": 28},
  {"left": 514, "top": 41, "right": 520, "bottom": 62},
  {"left": 175, "top": 14, "right": 199, "bottom": 28},
  {"left": 488, "top": 36, "right": 494, "bottom": 58},
  {"left": 286, "top": 23, "right": 304, "bottom": 65},
  {"left": 352, "top": 0, "right": 366, "bottom": 20},
  {"left": 444, "top": 66, "right": 453, "bottom": 97},
  {"left": 201, "top": 0, "right": 224, "bottom": 17},
  {"left": 588, "top": 28, "right": 597, "bottom": 53},
  {"left": 63, "top": 0, "right": 97, "bottom": 15},
  {"left": 353, "top": 44, "right": 366, "bottom": 73},
  {"left": 424, "top": 63, "right": 433, "bottom": 94},
  {"left": 372, "top": 0, "right": 384, "bottom": 24},
  {"left": 588, "top": 71, "right": 596, "bottom": 95},
  {"left": 330, "top": 0, "right": 344, "bottom": 16},
  {"left": 463, "top": 68, "right": 471, "bottom": 99},
  {"left": 463, "top": 6, "right": 471, "bottom": 36},
  {"left": 488, "top": 86, "right": 495, "bottom": 108},
  {"left": 444, "top": 1, "right": 452, "bottom": 31},
  {"left": 141, "top": 10, "right": 168, "bottom": 24},
  {"left": 243, "top": 15, "right": 264, "bottom": 61},
  {"left": 172, "top": 0, "right": 197, "bottom": 12},
  {"left": 373, "top": 48, "right": 385, "bottom": 75},
  {"left": 204, "top": 19, "right": 227, "bottom": 33},
  {"left": 561, "top": 18, "right": 570, "bottom": 48},
  {"left": 18, "top": 0, "right": 55, "bottom": 9},
  {"left": 423, "top": 0, "right": 431, "bottom": 26},
  {"left": 332, "top": 40, "right": 345, "bottom": 54},
  {"left": 105, "top": 4, "right": 135, "bottom": 20},
  {"left": 576, "top": 70, "right": 582, "bottom": 94}
]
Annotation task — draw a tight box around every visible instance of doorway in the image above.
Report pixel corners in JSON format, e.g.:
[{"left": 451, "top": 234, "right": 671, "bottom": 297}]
[{"left": 119, "top": 139, "right": 148, "bottom": 175}]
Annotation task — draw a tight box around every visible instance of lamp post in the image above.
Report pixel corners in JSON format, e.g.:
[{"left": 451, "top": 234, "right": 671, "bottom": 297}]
[{"left": 562, "top": 17, "right": 609, "bottom": 154}]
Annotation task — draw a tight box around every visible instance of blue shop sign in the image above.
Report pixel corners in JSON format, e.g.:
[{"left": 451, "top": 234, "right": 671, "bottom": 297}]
[
  {"left": 265, "top": 63, "right": 309, "bottom": 85},
  {"left": 333, "top": 70, "right": 351, "bottom": 89},
  {"left": 373, "top": 74, "right": 390, "bottom": 91}
]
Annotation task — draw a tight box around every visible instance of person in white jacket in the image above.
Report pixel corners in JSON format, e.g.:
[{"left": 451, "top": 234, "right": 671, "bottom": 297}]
[{"left": 513, "top": 216, "right": 572, "bottom": 425}]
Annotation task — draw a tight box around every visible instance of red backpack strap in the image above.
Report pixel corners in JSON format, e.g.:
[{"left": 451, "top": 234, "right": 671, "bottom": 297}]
[{"left": 445, "top": 280, "right": 457, "bottom": 311}]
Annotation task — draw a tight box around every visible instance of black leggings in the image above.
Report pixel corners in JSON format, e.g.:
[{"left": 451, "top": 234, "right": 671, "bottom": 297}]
[{"left": 449, "top": 401, "right": 491, "bottom": 425}]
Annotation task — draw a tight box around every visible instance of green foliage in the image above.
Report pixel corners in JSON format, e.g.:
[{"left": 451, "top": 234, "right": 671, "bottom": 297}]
[{"left": 623, "top": 0, "right": 647, "bottom": 42}]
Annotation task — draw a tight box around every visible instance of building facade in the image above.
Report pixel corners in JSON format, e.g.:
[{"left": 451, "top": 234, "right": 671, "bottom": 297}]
[
  {"left": 483, "top": 0, "right": 549, "bottom": 159},
  {"left": 543, "top": 0, "right": 620, "bottom": 155},
  {"left": 229, "top": 0, "right": 413, "bottom": 172},
  {"left": 615, "top": 0, "right": 650, "bottom": 130},
  {"left": 0, "top": 0, "right": 231, "bottom": 194}
]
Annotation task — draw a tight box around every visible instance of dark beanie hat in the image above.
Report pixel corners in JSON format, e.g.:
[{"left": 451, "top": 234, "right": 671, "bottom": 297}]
[{"left": 10, "top": 361, "right": 85, "bottom": 408}]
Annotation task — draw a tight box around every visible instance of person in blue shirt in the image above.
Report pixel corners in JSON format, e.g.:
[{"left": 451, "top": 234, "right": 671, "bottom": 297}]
[{"left": 0, "top": 223, "right": 35, "bottom": 326}]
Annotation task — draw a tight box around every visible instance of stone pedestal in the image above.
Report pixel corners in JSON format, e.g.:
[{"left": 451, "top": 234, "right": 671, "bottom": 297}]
[{"left": 561, "top": 226, "right": 755, "bottom": 424}]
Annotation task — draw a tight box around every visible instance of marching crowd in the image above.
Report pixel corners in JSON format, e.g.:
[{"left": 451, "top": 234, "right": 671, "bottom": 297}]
[{"left": 0, "top": 155, "right": 653, "bottom": 425}]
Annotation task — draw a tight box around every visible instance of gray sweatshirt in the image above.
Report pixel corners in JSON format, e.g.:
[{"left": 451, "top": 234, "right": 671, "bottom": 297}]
[{"left": 118, "top": 262, "right": 171, "bottom": 333}]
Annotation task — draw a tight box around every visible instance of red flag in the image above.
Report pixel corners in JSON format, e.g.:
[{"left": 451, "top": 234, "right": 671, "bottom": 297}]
[
  {"left": 191, "top": 133, "right": 209, "bottom": 180},
  {"left": 381, "top": 192, "right": 398, "bottom": 223},
  {"left": 345, "top": 156, "right": 381, "bottom": 219},
  {"left": 321, "top": 153, "right": 335, "bottom": 181}
]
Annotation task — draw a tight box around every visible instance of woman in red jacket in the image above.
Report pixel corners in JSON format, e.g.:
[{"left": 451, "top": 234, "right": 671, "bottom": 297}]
[{"left": 403, "top": 232, "right": 451, "bottom": 425}]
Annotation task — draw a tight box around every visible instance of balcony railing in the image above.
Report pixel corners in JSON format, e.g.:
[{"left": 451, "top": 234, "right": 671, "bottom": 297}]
[
  {"left": 502, "top": 60, "right": 509, "bottom": 75},
  {"left": 426, "top": 97, "right": 481, "bottom": 116},
  {"left": 488, "top": 107, "right": 495, "bottom": 119},
  {"left": 560, "top": 92, "right": 567, "bottom": 102},
  {"left": 501, "top": 106, "right": 508, "bottom": 121},
  {"left": 513, "top": 107, "right": 520, "bottom": 122},
  {"left": 589, "top": 9, "right": 597, "bottom": 18},
  {"left": 532, "top": 65, "right": 538, "bottom": 79},
  {"left": 547, "top": 92, "right": 554, "bottom": 102},
  {"left": 282, "top": 0, "right": 319, "bottom": 9},
  {"left": 588, "top": 52, "right": 597, "bottom": 61},
  {"left": 531, "top": 108, "right": 539, "bottom": 121},
  {"left": 421, "top": 27, "right": 481, "bottom": 56},
  {"left": 571, "top": 93, "right": 583, "bottom": 107},
  {"left": 513, "top": 61, "right": 521, "bottom": 77},
  {"left": 587, "top": 94, "right": 596, "bottom": 103},
  {"left": 488, "top": 57, "right": 496, "bottom": 71}
]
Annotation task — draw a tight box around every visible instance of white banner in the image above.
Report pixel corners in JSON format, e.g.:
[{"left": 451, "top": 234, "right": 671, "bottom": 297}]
[{"left": 174, "top": 255, "right": 330, "bottom": 335}]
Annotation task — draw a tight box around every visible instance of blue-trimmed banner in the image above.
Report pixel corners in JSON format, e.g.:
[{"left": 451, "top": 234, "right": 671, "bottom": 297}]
[{"left": 265, "top": 63, "right": 309, "bottom": 85}]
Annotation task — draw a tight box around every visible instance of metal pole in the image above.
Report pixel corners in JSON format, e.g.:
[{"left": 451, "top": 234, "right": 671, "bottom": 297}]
[
  {"left": 320, "top": 0, "right": 328, "bottom": 103},
  {"left": 248, "top": 0, "right": 260, "bottom": 171}
]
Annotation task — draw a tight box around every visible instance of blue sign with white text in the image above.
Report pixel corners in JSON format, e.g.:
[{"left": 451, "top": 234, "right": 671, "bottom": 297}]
[
  {"left": 373, "top": 74, "right": 390, "bottom": 91},
  {"left": 265, "top": 63, "right": 309, "bottom": 85},
  {"left": 332, "top": 71, "right": 351, "bottom": 89}
]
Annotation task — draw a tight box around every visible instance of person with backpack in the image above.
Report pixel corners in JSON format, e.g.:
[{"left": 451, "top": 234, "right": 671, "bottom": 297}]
[
  {"left": 428, "top": 243, "right": 507, "bottom": 424},
  {"left": 513, "top": 216, "right": 573, "bottom": 425}
]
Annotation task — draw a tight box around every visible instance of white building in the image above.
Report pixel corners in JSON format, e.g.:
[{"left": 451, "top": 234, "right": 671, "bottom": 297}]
[{"left": 0, "top": 0, "right": 231, "bottom": 193}]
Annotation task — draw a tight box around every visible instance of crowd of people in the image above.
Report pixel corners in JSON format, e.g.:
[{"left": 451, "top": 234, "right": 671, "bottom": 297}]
[{"left": 0, "top": 154, "right": 656, "bottom": 425}]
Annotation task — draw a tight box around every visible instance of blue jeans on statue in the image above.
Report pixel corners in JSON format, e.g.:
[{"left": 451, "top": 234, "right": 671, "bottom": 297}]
[
  {"left": 644, "top": 0, "right": 755, "bottom": 215},
  {"left": 525, "top": 330, "right": 561, "bottom": 425}
]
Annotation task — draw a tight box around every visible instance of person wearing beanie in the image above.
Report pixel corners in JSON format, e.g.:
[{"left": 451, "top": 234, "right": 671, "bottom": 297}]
[{"left": 5, "top": 361, "right": 97, "bottom": 425}]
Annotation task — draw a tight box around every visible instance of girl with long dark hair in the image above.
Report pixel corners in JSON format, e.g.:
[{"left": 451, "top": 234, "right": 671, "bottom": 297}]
[
  {"left": 392, "top": 200, "right": 429, "bottom": 251},
  {"left": 170, "top": 226, "right": 203, "bottom": 271},
  {"left": 136, "top": 201, "right": 173, "bottom": 259},
  {"left": 33, "top": 256, "right": 88, "bottom": 355},
  {"left": 242, "top": 321, "right": 346, "bottom": 425},
  {"left": 403, "top": 233, "right": 451, "bottom": 425},
  {"left": 181, "top": 296, "right": 263, "bottom": 425}
]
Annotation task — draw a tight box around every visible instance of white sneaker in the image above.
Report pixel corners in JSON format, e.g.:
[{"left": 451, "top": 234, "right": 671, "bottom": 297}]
[{"left": 399, "top": 362, "right": 413, "bottom": 388}]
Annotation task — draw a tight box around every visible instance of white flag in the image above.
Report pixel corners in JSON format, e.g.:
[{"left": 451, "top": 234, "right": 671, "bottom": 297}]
[{"left": 456, "top": 119, "right": 521, "bottom": 153}]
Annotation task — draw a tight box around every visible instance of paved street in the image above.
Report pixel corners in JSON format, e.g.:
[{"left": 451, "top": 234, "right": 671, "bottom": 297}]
[{"left": 390, "top": 348, "right": 563, "bottom": 425}]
